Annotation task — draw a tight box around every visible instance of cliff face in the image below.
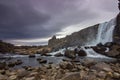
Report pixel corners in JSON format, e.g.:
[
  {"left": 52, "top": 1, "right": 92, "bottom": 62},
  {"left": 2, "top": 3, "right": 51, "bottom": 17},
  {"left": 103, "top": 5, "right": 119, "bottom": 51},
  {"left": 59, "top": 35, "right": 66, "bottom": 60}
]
[
  {"left": 113, "top": 0, "right": 120, "bottom": 44},
  {"left": 48, "top": 24, "right": 99, "bottom": 50}
]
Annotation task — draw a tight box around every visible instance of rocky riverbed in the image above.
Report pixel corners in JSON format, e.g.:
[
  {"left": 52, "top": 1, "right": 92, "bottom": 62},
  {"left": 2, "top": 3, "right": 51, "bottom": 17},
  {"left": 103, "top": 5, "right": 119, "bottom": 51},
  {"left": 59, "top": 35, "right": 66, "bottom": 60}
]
[
  {"left": 0, "top": 42, "right": 120, "bottom": 80},
  {"left": 0, "top": 58, "right": 119, "bottom": 80}
]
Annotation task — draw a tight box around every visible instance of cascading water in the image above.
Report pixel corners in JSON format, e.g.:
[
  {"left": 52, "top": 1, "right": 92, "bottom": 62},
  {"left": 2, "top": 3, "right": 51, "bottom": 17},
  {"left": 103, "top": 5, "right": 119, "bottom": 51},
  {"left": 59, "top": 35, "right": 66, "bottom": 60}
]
[
  {"left": 96, "top": 18, "right": 116, "bottom": 45},
  {"left": 84, "top": 18, "right": 116, "bottom": 58}
]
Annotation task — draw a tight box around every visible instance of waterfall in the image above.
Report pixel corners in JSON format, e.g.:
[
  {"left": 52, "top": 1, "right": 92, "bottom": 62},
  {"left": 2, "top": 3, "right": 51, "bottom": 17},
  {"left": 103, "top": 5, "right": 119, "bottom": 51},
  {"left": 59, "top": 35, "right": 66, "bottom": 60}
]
[
  {"left": 52, "top": 18, "right": 116, "bottom": 58},
  {"left": 83, "top": 18, "right": 116, "bottom": 58},
  {"left": 96, "top": 18, "right": 116, "bottom": 44}
]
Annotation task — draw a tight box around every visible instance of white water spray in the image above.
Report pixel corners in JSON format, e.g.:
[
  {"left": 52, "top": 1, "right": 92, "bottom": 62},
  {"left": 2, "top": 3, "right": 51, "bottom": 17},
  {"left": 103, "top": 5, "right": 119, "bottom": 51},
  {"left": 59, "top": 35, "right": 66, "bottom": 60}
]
[{"left": 96, "top": 18, "right": 116, "bottom": 44}]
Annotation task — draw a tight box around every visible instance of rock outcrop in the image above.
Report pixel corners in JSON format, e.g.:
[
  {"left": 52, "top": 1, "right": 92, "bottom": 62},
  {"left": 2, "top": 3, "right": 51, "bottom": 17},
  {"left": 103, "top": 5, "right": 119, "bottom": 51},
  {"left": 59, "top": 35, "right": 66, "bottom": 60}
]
[
  {"left": 48, "top": 24, "right": 99, "bottom": 50},
  {"left": 0, "top": 40, "right": 15, "bottom": 53},
  {"left": 113, "top": 0, "right": 120, "bottom": 44}
]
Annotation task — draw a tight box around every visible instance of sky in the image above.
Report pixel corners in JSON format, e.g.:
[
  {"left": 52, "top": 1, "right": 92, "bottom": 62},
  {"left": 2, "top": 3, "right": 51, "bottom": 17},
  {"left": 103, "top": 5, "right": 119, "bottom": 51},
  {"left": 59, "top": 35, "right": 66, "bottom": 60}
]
[{"left": 0, "top": 0, "right": 119, "bottom": 46}]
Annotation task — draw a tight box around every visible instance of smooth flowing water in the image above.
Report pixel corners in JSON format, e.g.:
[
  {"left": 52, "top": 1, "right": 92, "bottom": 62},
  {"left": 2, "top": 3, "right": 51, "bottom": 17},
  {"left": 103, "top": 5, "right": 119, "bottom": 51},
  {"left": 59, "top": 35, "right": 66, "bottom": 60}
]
[{"left": 96, "top": 18, "right": 116, "bottom": 44}]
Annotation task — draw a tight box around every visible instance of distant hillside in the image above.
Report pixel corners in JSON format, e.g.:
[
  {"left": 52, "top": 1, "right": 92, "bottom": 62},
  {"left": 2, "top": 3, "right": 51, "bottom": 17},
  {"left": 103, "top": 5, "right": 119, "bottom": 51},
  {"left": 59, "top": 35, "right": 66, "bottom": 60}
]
[{"left": 0, "top": 40, "right": 15, "bottom": 53}]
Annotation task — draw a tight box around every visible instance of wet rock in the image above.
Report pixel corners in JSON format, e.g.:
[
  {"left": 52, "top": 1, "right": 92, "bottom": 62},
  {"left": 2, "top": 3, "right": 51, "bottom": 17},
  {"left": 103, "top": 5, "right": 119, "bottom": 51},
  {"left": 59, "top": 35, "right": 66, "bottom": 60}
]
[
  {"left": 97, "top": 43, "right": 104, "bottom": 47},
  {"left": 8, "top": 62, "right": 16, "bottom": 67},
  {"left": 54, "top": 53, "right": 63, "bottom": 57},
  {"left": 36, "top": 58, "right": 42, "bottom": 61},
  {"left": 41, "top": 53, "right": 52, "bottom": 56},
  {"left": 92, "top": 46, "right": 107, "bottom": 54},
  {"left": 62, "top": 59, "right": 70, "bottom": 62},
  {"left": 29, "top": 54, "right": 35, "bottom": 58},
  {"left": 59, "top": 61, "right": 74, "bottom": 69},
  {"left": 39, "top": 59, "right": 47, "bottom": 64},
  {"left": 84, "top": 46, "right": 90, "bottom": 49},
  {"left": 71, "top": 59, "right": 80, "bottom": 62},
  {"left": 105, "top": 45, "right": 120, "bottom": 58},
  {"left": 64, "top": 50, "right": 76, "bottom": 59},
  {"left": 104, "top": 42, "right": 115, "bottom": 48},
  {"left": 15, "top": 60, "right": 23, "bottom": 65},
  {"left": 77, "top": 49, "right": 87, "bottom": 56},
  {"left": 106, "top": 49, "right": 120, "bottom": 58}
]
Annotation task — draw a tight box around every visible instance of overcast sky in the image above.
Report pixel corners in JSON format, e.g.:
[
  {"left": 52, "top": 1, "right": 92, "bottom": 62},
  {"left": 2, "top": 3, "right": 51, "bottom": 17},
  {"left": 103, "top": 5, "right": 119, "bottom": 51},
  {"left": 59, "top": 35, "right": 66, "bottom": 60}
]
[{"left": 0, "top": 0, "right": 119, "bottom": 46}]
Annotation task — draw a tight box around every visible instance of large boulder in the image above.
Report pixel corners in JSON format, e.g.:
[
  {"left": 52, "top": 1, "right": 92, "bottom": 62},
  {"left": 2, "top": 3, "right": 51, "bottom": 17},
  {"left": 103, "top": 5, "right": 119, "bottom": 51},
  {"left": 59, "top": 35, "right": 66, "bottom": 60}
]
[
  {"left": 64, "top": 50, "right": 76, "bottom": 59},
  {"left": 105, "top": 44, "right": 120, "bottom": 58},
  {"left": 92, "top": 46, "right": 107, "bottom": 54},
  {"left": 104, "top": 42, "right": 115, "bottom": 48},
  {"left": 77, "top": 50, "right": 87, "bottom": 57}
]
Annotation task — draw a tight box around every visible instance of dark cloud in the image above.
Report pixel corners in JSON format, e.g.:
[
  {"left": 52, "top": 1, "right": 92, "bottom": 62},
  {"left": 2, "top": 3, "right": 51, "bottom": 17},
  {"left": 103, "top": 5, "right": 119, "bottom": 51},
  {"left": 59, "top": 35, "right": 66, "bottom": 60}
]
[
  {"left": 0, "top": 0, "right": 118, "bottom": 45},
  {"left": 0, "top": 0, "right": 51, "bottom": 40}
]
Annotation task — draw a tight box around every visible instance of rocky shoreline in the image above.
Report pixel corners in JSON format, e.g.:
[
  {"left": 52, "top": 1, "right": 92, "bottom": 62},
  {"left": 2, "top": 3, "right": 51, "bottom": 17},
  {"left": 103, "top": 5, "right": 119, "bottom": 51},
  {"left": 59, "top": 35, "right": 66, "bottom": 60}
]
[{"left": 0, "top": 58, "right": 119, "bottom": 80}]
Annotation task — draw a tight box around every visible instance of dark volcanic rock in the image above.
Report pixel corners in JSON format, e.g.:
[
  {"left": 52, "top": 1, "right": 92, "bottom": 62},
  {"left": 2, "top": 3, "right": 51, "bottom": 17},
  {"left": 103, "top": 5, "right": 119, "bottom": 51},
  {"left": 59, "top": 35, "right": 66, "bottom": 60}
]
[
  {"left": 97, "top": 43, "right": 104, "bottom": 47},
  {"left": 113, "top": 1, "right": 120, "bottom": 44},
  {"left": 54, "top": 53, "right": 63, "bottom": 57},
  {"left": 93, "top": 43, "right": 120, "bottom": 58},
  {"left": 8, "top": 62, "right": 16, "bottom": 67},
  {"left": 105, "top": 44, "right": 120, "bottom": 58},
  {"left": 92, "top": 46, "right": 107, "bottom": 54},
  {"left": 29, "top": 54, "right": 35, "bottom": 58},
  {"left": 38, "top": 59, "right": 47, "bottom": 64},
  {"left": 64, "top": 50, "right": 76, "bottom": 59},
  {"left": 41, "top": 53, "right": 52, "bottom": 56},
  {"left": 104, "top": 42, "right": 115, "bottom": 48},
  {"left": 77, "top": 50, "right": 87, "bottom": 57}
]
